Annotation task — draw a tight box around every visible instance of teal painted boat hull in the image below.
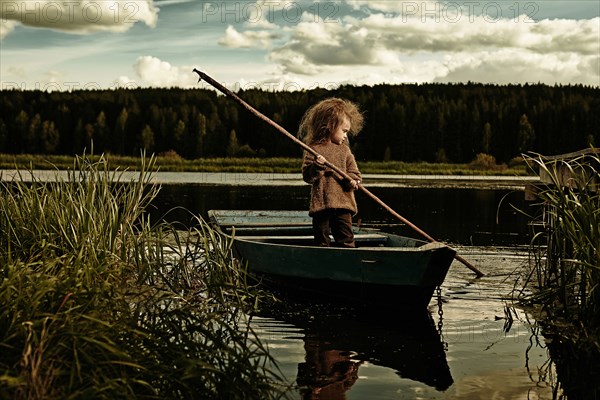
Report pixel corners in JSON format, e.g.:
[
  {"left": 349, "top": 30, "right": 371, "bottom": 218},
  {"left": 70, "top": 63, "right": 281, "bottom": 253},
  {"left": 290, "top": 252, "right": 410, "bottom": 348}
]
[{"left": 209, "top": 210, "right": 456, "bottom": 309}]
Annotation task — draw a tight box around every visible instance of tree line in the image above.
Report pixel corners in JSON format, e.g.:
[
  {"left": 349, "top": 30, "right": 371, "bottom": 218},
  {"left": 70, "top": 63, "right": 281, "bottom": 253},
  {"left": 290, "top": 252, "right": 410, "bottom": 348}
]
[{"left": 1, "top": 83, "right": 598, "bottom": 163}]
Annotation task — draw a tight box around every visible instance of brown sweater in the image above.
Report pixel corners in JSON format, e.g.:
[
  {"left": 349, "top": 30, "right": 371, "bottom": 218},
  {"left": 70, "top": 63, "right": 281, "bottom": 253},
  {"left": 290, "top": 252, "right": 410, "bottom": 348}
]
[{"left": 302, "top": 142, "right": 362, "bottom": 216}]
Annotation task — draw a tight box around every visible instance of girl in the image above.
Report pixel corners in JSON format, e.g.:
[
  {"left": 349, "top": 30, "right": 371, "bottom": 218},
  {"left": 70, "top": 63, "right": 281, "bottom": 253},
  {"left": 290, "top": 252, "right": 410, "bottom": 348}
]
[{"left": 300, "top": 98, "right": 364, "bottom": 247}]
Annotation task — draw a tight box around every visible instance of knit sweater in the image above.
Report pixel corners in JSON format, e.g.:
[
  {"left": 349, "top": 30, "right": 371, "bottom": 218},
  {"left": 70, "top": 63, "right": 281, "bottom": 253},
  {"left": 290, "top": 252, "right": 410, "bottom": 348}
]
[{"left": 302, "top": 141, "right": 362, "bottom": 216}]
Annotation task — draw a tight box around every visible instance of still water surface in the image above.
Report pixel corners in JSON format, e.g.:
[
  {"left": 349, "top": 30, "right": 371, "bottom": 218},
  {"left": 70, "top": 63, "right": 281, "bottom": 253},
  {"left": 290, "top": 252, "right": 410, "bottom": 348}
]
[
  {"left": 5, "top": 170, "right": 552, "bottom": 398},
  {"left": 252, "top": 250, "right": 549, "bottom": 399},
  {"left": 148, "top": 174, "right": 554, "bottom": 400}
]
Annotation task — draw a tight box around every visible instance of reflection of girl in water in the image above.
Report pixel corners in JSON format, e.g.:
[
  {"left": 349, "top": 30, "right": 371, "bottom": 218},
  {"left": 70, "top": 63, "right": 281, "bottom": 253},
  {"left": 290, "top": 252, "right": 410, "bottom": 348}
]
[{"left": 297, "top": 334, "right": 363, "bottom": 399}]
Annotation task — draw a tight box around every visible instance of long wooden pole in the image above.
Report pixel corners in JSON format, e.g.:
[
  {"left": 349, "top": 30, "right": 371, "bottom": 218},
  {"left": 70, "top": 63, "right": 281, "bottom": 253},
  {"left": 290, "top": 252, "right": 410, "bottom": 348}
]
[{"left": 193, "top": 68, "right": 484, "bottom": 277}]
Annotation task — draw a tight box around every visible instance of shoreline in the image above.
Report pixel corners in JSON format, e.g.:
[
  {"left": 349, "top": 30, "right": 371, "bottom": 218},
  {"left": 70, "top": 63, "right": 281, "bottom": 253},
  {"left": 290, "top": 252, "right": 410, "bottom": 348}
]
[{"left": 0, "top": 169, "right": 538, "bottom": 189}]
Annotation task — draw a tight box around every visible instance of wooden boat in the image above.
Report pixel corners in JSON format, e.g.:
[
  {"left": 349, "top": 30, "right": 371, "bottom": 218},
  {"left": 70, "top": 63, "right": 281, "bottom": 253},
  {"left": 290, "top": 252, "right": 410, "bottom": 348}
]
[{"left": 208, "top": 210, "right": 456, "bottom": 309}]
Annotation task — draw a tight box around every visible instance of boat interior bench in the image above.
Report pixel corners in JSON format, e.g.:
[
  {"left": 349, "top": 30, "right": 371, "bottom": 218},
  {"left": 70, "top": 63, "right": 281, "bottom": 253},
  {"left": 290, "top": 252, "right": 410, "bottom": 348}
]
[{"left": 236, "top": 233, "right": 390, "bottom": 247}]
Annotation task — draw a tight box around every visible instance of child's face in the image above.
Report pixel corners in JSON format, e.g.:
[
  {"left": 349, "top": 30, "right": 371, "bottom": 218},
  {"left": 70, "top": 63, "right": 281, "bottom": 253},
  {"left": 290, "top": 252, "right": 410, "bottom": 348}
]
[{"left": 330, "top": 115, "right": 351, "bottom": 145}]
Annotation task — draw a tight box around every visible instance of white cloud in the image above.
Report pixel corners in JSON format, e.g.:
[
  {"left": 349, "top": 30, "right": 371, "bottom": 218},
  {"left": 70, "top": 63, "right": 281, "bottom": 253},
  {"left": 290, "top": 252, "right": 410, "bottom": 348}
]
[
  {"left": 277, "top": 14, "right": 599, "bottom": 63},
  {"left": 113, "top": 75, "right": 138, "bottom": 89},
  {"left": 0, "top": 0, "right": 158, "bottom": 37},
  {"left": 258, "top": 6, "right": 599, "bottom": 86},
  {"left": 367, "top": 15, "right": 599, "bottom": 55},
  {"left": 0, "top": 19, "right": 17, "bottom": 39},
  {"left": 132, "top": 55, "right": 196, "bottom": 87},
  {"left": 529, "top": 18, "right": 600, "bottom": 55},
  {"left": 346, "top": 0, "right": 441, "bottom": 15},
  {"left": 436, "top": 50, "right": 599, "bottom": 85},
  {"left": 2, "top": 0, "right": 597, "bottom": 91},
  {"left": 218, "top": 25, "right": 280, "bottom": 49},
  {"left": 123, "top": 56, "right": 296, "bottom": 91}
]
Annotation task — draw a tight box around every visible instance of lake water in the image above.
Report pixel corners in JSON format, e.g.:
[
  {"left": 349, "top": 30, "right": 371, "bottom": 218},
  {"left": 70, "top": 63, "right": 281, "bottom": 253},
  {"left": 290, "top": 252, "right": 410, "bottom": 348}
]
[
  {"left": 251, "top": 248, "right": 551, "bottom": 400},
  {"left": 149, "top": 174, "right": 534, "bottom": 247},
  {"left": 146, "top": 173, "right": 557, "bottom": 399},
  {"left": 3, "top": 170, "right": 557, "bottom": 398}
]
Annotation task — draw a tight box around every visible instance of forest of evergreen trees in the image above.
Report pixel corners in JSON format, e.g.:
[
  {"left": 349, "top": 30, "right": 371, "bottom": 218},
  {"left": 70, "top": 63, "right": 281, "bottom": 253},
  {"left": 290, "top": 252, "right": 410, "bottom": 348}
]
[{"left": 1, "top": 83, "right": 598, "bottom": 163}]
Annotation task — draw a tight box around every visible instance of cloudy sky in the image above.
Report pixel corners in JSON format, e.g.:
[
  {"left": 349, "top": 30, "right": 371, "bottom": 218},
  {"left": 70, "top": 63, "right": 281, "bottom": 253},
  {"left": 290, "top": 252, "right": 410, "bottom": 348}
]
[{"left": 1, "top": 0, "right": 598, "bottom": 91}]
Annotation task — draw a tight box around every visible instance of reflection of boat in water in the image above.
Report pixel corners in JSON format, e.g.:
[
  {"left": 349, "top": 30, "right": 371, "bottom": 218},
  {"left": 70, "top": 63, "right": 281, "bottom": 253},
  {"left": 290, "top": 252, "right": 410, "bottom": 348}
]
[{"left": 257, "top": 300, "right": 453, "bottom": 398}]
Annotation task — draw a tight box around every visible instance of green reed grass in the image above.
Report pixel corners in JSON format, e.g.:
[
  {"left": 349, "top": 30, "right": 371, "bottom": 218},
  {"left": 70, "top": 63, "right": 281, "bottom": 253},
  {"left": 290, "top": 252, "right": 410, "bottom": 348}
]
[
  {"left": 520, "top": 150, "right": 600, "bottom": 327},
  {"left": 0, "top": 154, "right": 286, "bottom": 399}
]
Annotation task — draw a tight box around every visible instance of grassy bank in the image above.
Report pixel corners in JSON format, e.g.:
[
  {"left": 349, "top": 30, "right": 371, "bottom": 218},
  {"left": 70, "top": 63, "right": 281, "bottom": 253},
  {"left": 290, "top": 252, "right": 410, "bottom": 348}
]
[
  {"left": 0, "top": 153, "right": 530, "bottom": 176},
  {"left": 0, "top": 155, "right": 286, "bottom": 399}
]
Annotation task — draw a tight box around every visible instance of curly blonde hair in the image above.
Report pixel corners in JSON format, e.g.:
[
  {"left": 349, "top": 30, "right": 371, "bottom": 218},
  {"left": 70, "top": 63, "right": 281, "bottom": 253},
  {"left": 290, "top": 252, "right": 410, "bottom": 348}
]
[{"left": 298, "top": 98, "right": 364, "bottom": 145}]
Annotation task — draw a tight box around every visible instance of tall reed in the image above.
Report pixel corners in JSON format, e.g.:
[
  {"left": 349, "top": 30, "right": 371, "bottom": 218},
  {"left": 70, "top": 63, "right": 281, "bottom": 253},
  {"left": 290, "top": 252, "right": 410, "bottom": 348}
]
[
  {"left": 521, "top": 150, "right": 600, "bottom": 327},
  {"left": 0, "top": 154, "right": 286, "bottom": 399}
]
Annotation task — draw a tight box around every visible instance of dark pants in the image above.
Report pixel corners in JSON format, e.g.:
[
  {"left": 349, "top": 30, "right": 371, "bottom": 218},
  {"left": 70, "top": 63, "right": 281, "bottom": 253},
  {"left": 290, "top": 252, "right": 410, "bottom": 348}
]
[{"left": 312, "top": 209, "right": 355, "bottom": 248}]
